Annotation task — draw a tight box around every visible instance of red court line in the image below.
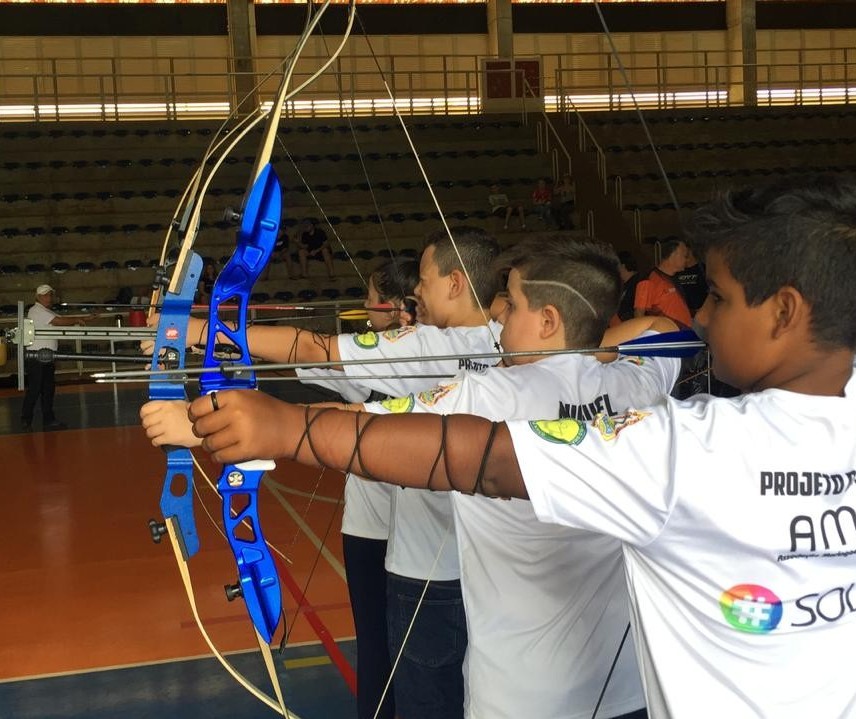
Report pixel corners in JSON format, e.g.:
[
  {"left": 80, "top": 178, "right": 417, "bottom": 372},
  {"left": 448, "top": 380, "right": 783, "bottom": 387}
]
[{"left": 275, "top": 555, "right": 358, "bottom": 695}]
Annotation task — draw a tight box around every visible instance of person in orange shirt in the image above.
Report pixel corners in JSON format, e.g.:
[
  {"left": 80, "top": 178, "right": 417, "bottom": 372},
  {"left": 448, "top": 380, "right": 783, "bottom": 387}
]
[{"left": 634, "top": 239, "right": 692, "bottom": 327}]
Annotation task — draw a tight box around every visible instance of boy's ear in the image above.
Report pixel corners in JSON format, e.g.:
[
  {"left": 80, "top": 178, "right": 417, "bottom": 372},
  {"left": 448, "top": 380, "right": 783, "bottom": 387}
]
[
  {"left": 447, "top": 268, "right": 466, "bottom": 299},
  {"left": 540, "top": 304, "right": 563, "bottom": 340},
  {"left": 398, "top": 302, "right": 415, "bottom": 327},
  {"left": 771, "top": 285, "right": 807, "bottom": 339}
]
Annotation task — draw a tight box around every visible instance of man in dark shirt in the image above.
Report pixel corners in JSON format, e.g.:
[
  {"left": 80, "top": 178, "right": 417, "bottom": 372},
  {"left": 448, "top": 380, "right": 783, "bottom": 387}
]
[
  {"left": 297, "top": 220, "right": 335, "bottom": 279},
  {"left": 616, "top": 251, "right": 642, "bottom": 321},
  {"left": 673, "top": 248, "right": 707, "bottom": 315}
]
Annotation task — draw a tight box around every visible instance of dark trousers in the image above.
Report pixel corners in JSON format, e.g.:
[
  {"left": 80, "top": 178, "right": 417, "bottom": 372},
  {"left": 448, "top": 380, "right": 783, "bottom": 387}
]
[
  {"left": 21, "top": 359, "right": 56, "bottom": 424},
  {"left": 387, "top": 573, "right": 467, "bottom": 719},
  {"left": 343, "top": 534, "right": 396, "bottom": 719},
  {"left": 613, "top": 710, "right": 648, "bottom": 719}
]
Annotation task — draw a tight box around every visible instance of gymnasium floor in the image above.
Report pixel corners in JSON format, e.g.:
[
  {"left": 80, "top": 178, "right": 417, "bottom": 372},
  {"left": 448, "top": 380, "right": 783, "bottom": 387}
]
[{"left": 0, "top": 380, "right": 360, "bottom": 719}]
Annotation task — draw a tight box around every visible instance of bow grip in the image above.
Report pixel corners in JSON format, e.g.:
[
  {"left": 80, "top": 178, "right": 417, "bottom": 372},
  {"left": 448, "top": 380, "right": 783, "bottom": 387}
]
[{"left": 151, "top": 251, "right": 204, "bottom": 560}]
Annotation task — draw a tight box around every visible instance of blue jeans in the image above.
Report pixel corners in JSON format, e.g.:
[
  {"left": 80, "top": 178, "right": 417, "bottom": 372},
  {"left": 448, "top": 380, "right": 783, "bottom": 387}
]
[{"left": 386, "top": 573, "right": 467, "bottom": 719}]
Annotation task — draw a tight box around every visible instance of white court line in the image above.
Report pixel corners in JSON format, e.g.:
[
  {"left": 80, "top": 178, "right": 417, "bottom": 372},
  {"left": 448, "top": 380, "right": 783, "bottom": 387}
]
[
  {"left": 264, "top": 476, "right": 343, "bottom": 504},
  {"left": 264, "top": 477, "right": 347, "bottom": 583}
]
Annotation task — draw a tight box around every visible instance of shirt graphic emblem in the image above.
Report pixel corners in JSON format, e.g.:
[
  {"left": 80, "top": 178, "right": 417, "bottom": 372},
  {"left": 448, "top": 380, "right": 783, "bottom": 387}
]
[
  {"left": 353, "top": 331, "right": 379, "bottom": 349},
  {"left": 594, "top": 409, "right": 650, "bottom": 441},
  {"left": 380, "top": 395, "right": 415, "bottom": 414},
  {"left": 529, "top": 418, "right": 587, "bottom": 445},
  {"left": 417, "top": 383, "right": 458, "bottom": 406},
  {"left": 382, "top": 325, "right": 417, "bottom": 342},
  {"left": 719, "top": 584, "right": 783, "bottom": 633}
]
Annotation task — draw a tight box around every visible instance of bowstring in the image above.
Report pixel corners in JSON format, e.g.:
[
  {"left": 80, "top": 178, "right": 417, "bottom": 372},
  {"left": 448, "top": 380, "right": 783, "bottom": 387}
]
[
  {"left": 585, "top": 2, "right": 685, "bottom": 716},
  {"left": 354, "top": 10, "right": 503, "bottom": 351},
  {"left": 348, "top": 10, "right": 507, "bottom": 719},
  {"left": 147, "top": 3, "right": 352, "bottom": 717},
  {"left": 314, "top": 22, "right": 409, "bottom": 304}
]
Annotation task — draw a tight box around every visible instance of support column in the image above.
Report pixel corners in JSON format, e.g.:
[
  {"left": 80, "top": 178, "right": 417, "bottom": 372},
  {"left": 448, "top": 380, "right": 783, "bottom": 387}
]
[
  {"left": 726, "top": 0, "right": 757, "bottom": 106},
  {"left": 227, "top": 0, "right": 259, "bottom": 116},
  {"left": 487, "top": 0, "right": 513, "bottom": 59}
]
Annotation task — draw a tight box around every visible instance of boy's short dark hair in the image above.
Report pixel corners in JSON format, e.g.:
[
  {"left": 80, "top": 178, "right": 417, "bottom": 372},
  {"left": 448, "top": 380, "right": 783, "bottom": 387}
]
[
  {"left": 495, "top": 235, "right": 620, "bottom": 346},
  {"left": 370, "top": 256, "right": 419, "bottom": 305},
  {"left": 617, "top": 250, "right": 638, "bottom": 273},
  {"left": 659, "top": 238, "right": 685, "bottom": 262},
  {"left": 425, "top": 226, "right": 501, "bottom": 310},
  {"left": 690, "top": 175, "right": 856, "bottom": 349}
]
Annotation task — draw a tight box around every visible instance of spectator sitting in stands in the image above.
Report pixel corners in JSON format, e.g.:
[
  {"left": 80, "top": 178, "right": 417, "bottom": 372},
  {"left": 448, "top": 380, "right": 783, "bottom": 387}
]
[
  {"left": 262, "top": 229, "right": 297, "bottom": 281},
  {"left": 196, "top": 262, "right": 217, "bottom": 305},
  {"left": 297, "top": 220, "right": 335, "bottom": 279},
  {"left": 531, "top": 178, "right": 553, "bottom": 227},
  {"left": 552, "top": 173, "right": 575, "bottom": 229},
  {"left": 488, "top": 183, "right": 526, "bottom": 231}
]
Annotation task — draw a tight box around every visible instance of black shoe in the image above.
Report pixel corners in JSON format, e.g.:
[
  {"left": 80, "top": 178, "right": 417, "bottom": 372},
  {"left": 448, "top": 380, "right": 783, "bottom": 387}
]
[
  {"left": 21, "top": 419, "right": 32, "bottom": 432},
  {"left": 43, "top": 420, "right": 67, "bottom": 431}
]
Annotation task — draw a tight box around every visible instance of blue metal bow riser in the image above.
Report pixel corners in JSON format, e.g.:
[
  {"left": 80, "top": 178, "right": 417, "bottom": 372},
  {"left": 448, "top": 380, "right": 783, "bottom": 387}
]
[
  {"left": 148, "top": 252, "right": 204, "bottom": 560},
  {"left": 199, "top": 162, "right": 283, "bottom": 643}
]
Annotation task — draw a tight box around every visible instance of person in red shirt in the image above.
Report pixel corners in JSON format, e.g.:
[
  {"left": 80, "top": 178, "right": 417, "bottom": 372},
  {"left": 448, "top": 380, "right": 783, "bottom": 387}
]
[
  {"left": 634, "top": 239, "right": 692, "bottom": 327},
  {"left": 531, "top": 178, "right": 553, "bottom": 226}
]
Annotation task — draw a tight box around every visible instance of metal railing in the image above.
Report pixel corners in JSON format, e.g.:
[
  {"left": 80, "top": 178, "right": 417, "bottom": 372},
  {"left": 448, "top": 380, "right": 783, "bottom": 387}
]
[{"left": 2, "top": 48, "right": 856, "bottom": 122}]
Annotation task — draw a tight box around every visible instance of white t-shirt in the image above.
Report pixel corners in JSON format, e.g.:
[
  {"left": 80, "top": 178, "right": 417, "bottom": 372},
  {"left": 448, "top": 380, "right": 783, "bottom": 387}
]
[
  {"left": 338, "top": 322, "right": 502, "bottom": 578},
  {"left": 27, "top": 302, "right": 58, "bottom": 351},
  {"left": 368, "top": 340, "right": 681, "bottom": 719},
  {"left": 296, "top": 367, "right": 393, "bottom": 540},
  {"left": 509, "top": 370, "right": 856, "bottom": 718}
]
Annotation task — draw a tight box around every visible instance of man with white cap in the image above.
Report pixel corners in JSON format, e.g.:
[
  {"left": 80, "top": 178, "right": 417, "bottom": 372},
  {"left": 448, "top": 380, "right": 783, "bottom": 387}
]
[{"left": 21, "top": 284, "right": 80, "bottom": 431}]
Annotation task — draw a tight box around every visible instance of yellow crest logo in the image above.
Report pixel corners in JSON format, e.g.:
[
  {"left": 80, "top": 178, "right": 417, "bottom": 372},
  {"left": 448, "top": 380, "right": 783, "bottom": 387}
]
[
  {"left": 417, "top": 383, "right": 458, "bottom": 406},
  {"left": 353, "top": 330, "right": 379, "bottom": 349},
  {"left": 380, "top": 395, "right": 415, "bottom": 414},
  {"left": 594, "top": 410, "right": 650, "bottom": 441},
  {"left": 529, "top": 418, "right": 587, "bottom": 445},
  {"left": 382, "top": 325, "right": 417, "bottom": 342}
]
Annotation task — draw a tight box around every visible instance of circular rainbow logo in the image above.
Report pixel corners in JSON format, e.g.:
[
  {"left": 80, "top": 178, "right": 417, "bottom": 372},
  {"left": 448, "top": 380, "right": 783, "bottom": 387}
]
[{"left": 719, "top": 583, "right": 783, "bottom": 633}]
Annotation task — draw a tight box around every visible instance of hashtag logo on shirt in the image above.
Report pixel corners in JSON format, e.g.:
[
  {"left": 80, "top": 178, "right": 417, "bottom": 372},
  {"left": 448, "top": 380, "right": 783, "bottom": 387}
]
[{"left": 720, "top": 584, "right": 783, "bottom": 633}]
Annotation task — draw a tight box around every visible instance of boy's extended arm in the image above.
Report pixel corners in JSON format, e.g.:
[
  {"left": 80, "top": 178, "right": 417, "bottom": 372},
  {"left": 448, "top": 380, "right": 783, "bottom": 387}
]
[
  {"left": 188, "top": 389, "right": 528, "bottom": 499},
  {"left": 143, "top": 316, "right": 340, "bottom": 365},
  {"left": 595, "top": 316, "right": 678, "bottom": 362},
  {"left": 602, "top": 316, "right": 678, "bottom": 346}
]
